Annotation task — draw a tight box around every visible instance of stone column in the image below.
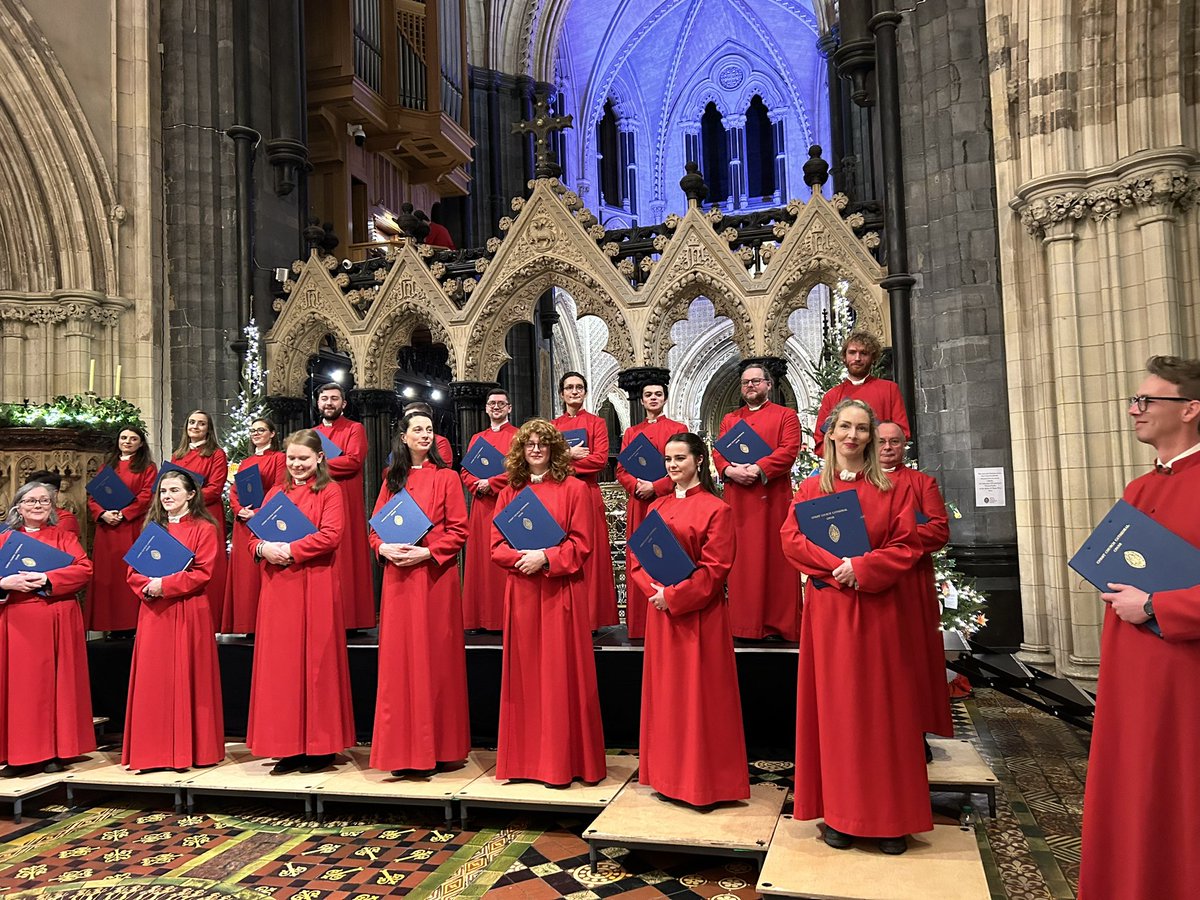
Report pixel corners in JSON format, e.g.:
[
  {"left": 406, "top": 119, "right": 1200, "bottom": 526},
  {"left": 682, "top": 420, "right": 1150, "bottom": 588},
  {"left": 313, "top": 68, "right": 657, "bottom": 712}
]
[
  {"left": 265, "top": 395, "right": 310, "bottom": 438},
  {"left": 62, "top": 311, "right": 95, "bottom": 397},
  {"left": 725, "top": 114, "right": 748, "bottom": 210},
  {"left": 617, "top": 366, "right": 671, "bottom": 428},
  {"left": 450, "top": 381, "right": 495, "bottom": 456},
  {"left": 351, "top": 388, "right": 400, "bottom": 508},
  {"left": 1, "top": 316, "right": 26, "bottom": 400},
  {"left": 770, "top": 112, "right": 788, "bottom": 205}
]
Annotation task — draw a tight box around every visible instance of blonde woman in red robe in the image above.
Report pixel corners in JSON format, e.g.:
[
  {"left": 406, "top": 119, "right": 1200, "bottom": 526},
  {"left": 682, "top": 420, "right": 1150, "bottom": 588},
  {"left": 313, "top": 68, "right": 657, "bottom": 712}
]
[
  {"left": 780, "top": 398, "right": 927, "bottom": 855},
  {"left": 489, "top": 418, "right": 607, "bottom": 786},
  {"left": 629, "top": 432, "right": 749, "bottom": 807},
  {"left": 615, "top": 381, "right": 684, "bottom": 640},
  {"left": 247, "top": 429, "right": 354, "bottom": 775},
  {"left": 171, "top": 410, "right": 229, "bottom": 631},
  {"left": 0, "top": 482, "right": 96, "bottom": 776},
  {"left": 123, "top": 470, "right": 224, "bottom": 773},
  {"left": 87, "top": 425, "right": 157, "bottom": 635},
  {"left": 369, "top": 413, "right": 469, "bottom": 777},
  {"left": 222, "top": 417, "right": 285, "bottom": 634}
]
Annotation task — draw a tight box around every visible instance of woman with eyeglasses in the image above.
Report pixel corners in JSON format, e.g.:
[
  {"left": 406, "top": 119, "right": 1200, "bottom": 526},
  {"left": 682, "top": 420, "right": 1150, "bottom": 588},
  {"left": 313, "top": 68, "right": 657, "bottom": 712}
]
[
  {"left": 171, "top": 410, "right": 230, "bottom": 632},
  {"left": 221, "top": 417, "right": 284, "bottom": 635},
  {"left": 123, "top": 470, "right": 224, "bottom": 773},
  {"left": 489, "top": 418, "right": 606, "bottom": 787},
  {"left": 87, "top": 425, "right": 158, "bottom": 637},
  {"left": 369, "top": 413, "right": 469, "bottom": 778},
  {"left": 0, "top": 482, "right": 96, "bottom": 776},
  {"left": 780, "top": 398, "right": 926, "bottom": 855}
]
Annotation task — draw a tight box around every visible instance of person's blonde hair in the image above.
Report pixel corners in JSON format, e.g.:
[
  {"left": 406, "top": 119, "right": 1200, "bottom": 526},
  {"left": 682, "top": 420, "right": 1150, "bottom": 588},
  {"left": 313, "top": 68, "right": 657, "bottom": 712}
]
[
  {"left": 818, "top": 398, "right": 892, "bottom": 494},
  {"left": 504, "top": 418, "right": 574, "bottom": 488},
  {"left": 173, "top": 409, "right": 221, "bottom": 459},
  {"left": 283, "top": 429, "right": 332, "bottom": 490}
]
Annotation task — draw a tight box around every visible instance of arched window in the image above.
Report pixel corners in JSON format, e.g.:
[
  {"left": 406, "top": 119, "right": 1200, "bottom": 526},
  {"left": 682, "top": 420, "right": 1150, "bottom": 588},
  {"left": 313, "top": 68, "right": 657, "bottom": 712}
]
[
  {"left": 701, "top": 102, "right": 729, "bottom": 204},
  {"left": 745, "top": 95, "right": 776, "bottom": 201},
  {"left": 597, "top": 99, "right": 621, "bottom": 207}
]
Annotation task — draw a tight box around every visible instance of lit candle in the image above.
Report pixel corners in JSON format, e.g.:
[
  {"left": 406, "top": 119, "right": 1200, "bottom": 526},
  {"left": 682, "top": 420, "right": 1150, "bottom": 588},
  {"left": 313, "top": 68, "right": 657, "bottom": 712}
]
[
  {"left": 88, "top": 359, "right": 95, "bottom": 393},
  {"left": 114, "top": 364, "right": 122, "bottom": 397}
]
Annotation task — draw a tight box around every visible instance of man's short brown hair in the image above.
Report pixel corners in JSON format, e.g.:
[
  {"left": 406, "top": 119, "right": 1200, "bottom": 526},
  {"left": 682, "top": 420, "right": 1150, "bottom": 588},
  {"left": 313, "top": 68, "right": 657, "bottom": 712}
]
[
  {"left": 1147, "top": 355, "right": 1200, "bottom": 400},
  {"left": 841, "top": 330, "right": 882, "bottom": 361}
]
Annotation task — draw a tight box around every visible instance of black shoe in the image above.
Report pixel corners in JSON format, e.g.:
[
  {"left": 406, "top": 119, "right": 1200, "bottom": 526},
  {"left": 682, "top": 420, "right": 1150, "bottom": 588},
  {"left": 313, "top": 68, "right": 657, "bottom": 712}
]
[
  {"left": 878, "top": 836, "right": 908, "bottom": 855},
  {"left": 822, "top": 824, "right": 854, "bottom": 850},
  {"left": 42, "top": 758, "right": 64, "bottom": 774},
  {"left": 1, "top": 763, "right": 39, "bottom": 778},
  {"left": 391, "top": 766, "right": 438, "bottom": 778},
  {"left": 464, "top": 628, "right": 486, "bottom": 636},
  {"left": 925, "top": 737, "right": 934, "bottom": 763},
  {"left": 298, "top": 754, "right": 336, "bottom": 773},
  {"left": 271, "top": 754, "right": 306, "bottom": 775}
]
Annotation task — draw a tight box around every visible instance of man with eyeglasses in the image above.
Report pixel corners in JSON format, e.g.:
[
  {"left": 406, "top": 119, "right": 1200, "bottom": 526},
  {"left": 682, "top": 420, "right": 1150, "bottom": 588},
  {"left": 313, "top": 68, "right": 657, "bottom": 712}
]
[
  {"left": 459, "top": 388, "right": 518, "bottom": 632},
  {"left": 713, "top": 362, "right": 802, "bottom": 640},
  {"left": 813, "top": 330, "right": 909, "bottom": 456},
  {"left": 1079, "top": 355, "right": 1200, "bottom": 900}
]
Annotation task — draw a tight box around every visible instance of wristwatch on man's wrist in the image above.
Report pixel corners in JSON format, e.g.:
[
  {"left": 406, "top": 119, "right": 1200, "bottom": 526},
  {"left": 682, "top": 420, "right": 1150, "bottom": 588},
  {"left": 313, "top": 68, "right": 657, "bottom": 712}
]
[{"left": 1143, "top": 594, "right": 1155, "bottom": 619}]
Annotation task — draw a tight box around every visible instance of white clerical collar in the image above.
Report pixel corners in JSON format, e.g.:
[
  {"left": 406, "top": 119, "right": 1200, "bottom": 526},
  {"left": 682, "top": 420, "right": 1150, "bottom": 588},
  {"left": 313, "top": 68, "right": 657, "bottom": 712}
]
[
  {"left": 848, "top": 375, "right": 869, "bottom": 386},
  {"left": 530, "top": 472, "right": 547, "bottom": 483},
  {"left": 1157, "top": 442, "right": 1200, "bottom": 470},
  {"left": 490, "top": 421, "right": 510, "bottom": 432},
  {"left": 882, "top": 466, "right": 898, "bottom": 473},
  {"left": 254, "top": 446, "right": 268, "bottom": 456},
  {"left": 645, "top": 415, "right": 659, "bottom": 424},
  {"left": 838, "top": 468, "right": 861, "bottom": 481},
  {"left": 167, "top": 513, "right": 186, "bottom": 523},
  {"left": 412, "top": 463, "right": 425, "bottom": 469},
  {"left": 675, "top": 487, "right": 689, "bottom": 498},
  {"left": 294, "top": 478, "right": 308, "bottom": 486},
  {"left": 188, "top": 440, "right": 205, "bottom": 449},
  {"left": 322, "top": 417, "right": 338, "bottom": 426},
  {"left": 24, "top": 526, "right": 40, "bottom": 533},
  {"left": 747, "top": 404, "right": 764, "bottom": 413},
  {"left": 120, "top": 453, "right": 133, "bottom": 461}
]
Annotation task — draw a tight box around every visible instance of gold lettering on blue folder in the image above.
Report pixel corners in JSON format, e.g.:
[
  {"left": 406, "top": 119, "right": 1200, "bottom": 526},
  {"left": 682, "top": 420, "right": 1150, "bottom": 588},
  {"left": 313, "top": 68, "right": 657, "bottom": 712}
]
[{"left": 1124, "top": 550, "right": 1146, "bottom": 569}]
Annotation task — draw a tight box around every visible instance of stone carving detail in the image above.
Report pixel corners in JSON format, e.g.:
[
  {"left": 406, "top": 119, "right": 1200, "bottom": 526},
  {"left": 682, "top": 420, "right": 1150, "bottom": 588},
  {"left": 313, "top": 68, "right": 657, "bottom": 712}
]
[
  {"left": 363, "top": 301, "right": 457, "bottom": 389},
  {"left": 644, "top": 274, "right": 754, "bottom": 365},
  {"left": 1019, "top": 169, "right": 1200, "bottom": 236}
]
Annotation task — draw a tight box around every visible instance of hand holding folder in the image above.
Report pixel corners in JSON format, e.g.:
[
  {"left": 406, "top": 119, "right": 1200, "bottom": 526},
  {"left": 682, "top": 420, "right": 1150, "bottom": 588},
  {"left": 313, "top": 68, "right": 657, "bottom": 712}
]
[
  {"left": 316, "top": 431, "right": 343, "bottom": 460},
  {"left": 792, "top": 490, "right": 872, "bottom": 588},
  {"left": 494, "top": 486, "right": 567, "bottom": 551},
  {"left": 618, "top": 433, "right": 668, "bottom": 483},
  {"left": 86, "top": 467, "right": 136, "bottom": 511},
  {"left": 561, "top": 428, "right": 588, "bottom": 449},
  {"left": 123, "top": 522, "right": 195, "bottom": 578},
  {"left": 714, "top": 420, "right": 772, "bottom": 465},
  {"left": 248, "top": 492, "right": 318, "bottom": 543},
  {"left": 369, "top": 488, "right": 434, "bottom": 546},
  {"left": 0, "top": 531, "right": 75, "bottom": 579},
  {"left": 462, "top": 439, "right": 507, "bottom": 480},
  {"left": 234, "top": 465, "right": 266, "bottom": 510}
]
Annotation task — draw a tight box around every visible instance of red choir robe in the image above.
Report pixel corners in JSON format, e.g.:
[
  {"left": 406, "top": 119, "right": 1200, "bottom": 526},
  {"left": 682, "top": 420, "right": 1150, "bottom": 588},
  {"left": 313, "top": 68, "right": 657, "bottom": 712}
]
[
  {"left": 616, "top": 416, "right": 685, "bottom": 639},
  {"left": 629, "top": 486, "right": 749, "bottom": 805},
  {"left": 553, "top": 409, "right": 618, "bottom": 629},
  {"left": 0, "top": 526, "right": 95, "bottom": 766},
  {"left": 886, "top": 466, "right": 954, "bottom": 736},
  {"left": 489, "top": 476, "right": 607, "bottom": 784},
  {"left": 124, "top": 514, "right": 225, "bottom": 770},
  {"left": 173, "top": 447, "right": 230, "bottom": 632},
  {"left": 781, "top": 473, "right": 931, "bottom": 838},
  {"left": 317, "top": 416, "right": 376, "bottom": 629},
  {"left": 1079, "top": 451, "right": 1200, "bottom": 900},
  {"left": 460, "top": 423, "right": 518, "bottom": 630},
  {"left": 434, "top": 433, "right": 453, "bottom": 464},
  {"left": 246, "top": 480, "right": 356, "bottom": 758},
  {"left": 369, "top": 466, "right": 470, "bottom": 771},
  {"left": 713, "top": 401, "right": 802, "bottom": 640},
  {"left": 814, "top": 377, "right": 909, "bottom": 455},
  {"left": 55, "top": 507, "right": 80, "bottom": 536},
  {"left": 222, "top": 450, "right": 285, "bottom": 633},
  {"left": 87, "top": 459, "right": 157, "bottom": 631}
]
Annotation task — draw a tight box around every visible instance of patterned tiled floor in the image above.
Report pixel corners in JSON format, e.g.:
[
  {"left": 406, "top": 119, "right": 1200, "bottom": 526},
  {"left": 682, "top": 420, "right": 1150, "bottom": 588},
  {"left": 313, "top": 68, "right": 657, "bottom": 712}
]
[{"left": 0, "top": 689, "right": 1089, "bottom": 899}]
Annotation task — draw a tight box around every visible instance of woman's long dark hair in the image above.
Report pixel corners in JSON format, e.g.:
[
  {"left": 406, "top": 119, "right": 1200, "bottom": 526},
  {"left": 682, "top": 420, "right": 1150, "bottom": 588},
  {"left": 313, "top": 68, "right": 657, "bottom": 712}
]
[
  {"left": 144, "top": 470, "right": 218, "bottom": 527},
  {"left": 666, "top": 432, "right": 718, "bottom": 495},
  {"left": 173, "top": 409, "right": 221, "bottom": 459},
  {"left": 104, "top": 425, "right": 153, "bottom": 474},
  {"left": 385, "top": 413, "right": 447, "bottom": 493}
]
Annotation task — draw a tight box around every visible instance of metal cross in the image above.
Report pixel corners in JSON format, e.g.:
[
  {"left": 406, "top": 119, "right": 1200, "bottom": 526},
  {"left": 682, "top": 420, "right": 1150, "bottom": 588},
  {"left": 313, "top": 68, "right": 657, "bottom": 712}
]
[{"left": 512, "top": 95, "right": 573, "bottom": 179}]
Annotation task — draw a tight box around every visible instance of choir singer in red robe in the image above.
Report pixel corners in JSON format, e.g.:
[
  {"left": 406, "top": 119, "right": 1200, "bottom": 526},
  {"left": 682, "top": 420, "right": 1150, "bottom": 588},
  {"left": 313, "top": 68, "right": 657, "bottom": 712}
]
[
  {"left": 629, "top": 432, "right": 749, "bottom": 807},
  {"left": 171, "top": 410, "right": 229, "bottom": 632},
  {"left": 315, "top": 383, "right": 377, "bottom": 630},
  {"left": 780, "top": 399, "right": 927, "bottom": 854},
  {"left": 88, "top": 426, "right": 157, "bottom": 635},
  {"left": 552, "top": 372, "right": 619, "bottom": 630},
  {"left": 489, "top": 418, "right": 607, "bottom": 786},
  {"left": 0, "top": 482, "right": 95, "bottom": 775},
  {"left": 812, "top": 330, "right": 909, "bottom": 456},
  {"left": 459, "top": 388, "right": 518, "bottom": 632},
  {"left": 616, "top": 380, "right": 684, "bottom": 640},
  {"left": 713, "top": 363, "right": 802, "bottom": 640},
  {"left": 248, "top": 430, "right": 355, "bottom": 774},
  {"left": 1079, "top": 356, "right": 1200, "bottom": 900},
  {"left": 222, "top": 417, "right": 285, "bottom": 634},
  {"left": 370, "top": 412, "right": 470, "bottom": 777},
  {"left": 123, "top": 470, "right": 224, "bottom": 772}
]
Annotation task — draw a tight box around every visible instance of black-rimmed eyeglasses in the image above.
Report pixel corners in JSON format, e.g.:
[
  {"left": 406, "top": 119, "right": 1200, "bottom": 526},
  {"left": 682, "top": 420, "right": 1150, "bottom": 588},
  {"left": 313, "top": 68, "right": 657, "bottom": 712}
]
[{"left": 1128, "top": 395, "right": 1191, "bottom": 413}]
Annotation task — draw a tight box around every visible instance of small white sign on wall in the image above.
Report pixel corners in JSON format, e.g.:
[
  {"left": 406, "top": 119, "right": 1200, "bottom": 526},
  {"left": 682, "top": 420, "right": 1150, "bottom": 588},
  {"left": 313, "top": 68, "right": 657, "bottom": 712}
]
[{"left": 974, "top": 467, "right": 1006, "bottom": 508}]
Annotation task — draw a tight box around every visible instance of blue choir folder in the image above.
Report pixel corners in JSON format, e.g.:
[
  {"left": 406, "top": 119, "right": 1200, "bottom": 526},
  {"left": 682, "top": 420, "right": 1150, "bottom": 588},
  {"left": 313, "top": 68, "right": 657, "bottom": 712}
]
[
  {"left": 0, "top": 531, "right": 75, "bottom": 578},
  {"left": 369, "top": 488, "right": 434, "bottom": 545},
  {"left": 618, "top": 433, "right": 668, "bottom": 482},
  {"left": 234, "top": 465, "right": 266, "bottom": 510},
  {"left": 155, "top": 460, "right": 206, "bottom": 491},
  {"left": 916, "top": 510, "right": 931, "bottom": 525},
  {"left": 247, "top": 492, "right": 318, "bottom": 542},
  {"left": 316, "top": 430, "right": 344, "bottom": 460},
  {"left": 122, "top": 522, "right": 194, "bottom": 578},
  {"left": 714, "top": 420, "right": 773, "bottom": 465},
  {"left": 794, "top": 489, "right": 871, "bottom": 589},
  {"left": 462, "top": 438, "right": 507, "bottom": 479},
  {"left": 1069, "top": 499, "right": 1200, "bottom": 638},
  {"left": 86, "top": 466, "right": 136, "bottom": 511},
  {"left": 561, "top": 428, "right": 588, "bottom": 448},
  {"left": 628, "top": 509, "right": 696, "bottom": 586},
  {"left": 494, "top": 486, "right": 567, "bottom": 551}
]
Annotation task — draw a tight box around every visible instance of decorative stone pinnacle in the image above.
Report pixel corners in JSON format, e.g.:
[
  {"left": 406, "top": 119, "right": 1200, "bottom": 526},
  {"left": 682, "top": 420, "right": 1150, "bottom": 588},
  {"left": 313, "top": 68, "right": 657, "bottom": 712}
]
[
  {"left": 680, "top": 161, "right": 709, "bottom": 206},
  {"left": 803, "top": 145, "right": 829, "bottom": 191}
]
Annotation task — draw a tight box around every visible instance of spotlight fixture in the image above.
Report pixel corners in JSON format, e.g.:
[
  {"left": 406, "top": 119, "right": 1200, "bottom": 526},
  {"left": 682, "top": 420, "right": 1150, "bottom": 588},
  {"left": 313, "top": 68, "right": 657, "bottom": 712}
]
[
  {"left": 402, "top": 386, "right": 416, "bottom": 399},
  {"left": 430, "top": 389, "right": 443, "bottom": 402}
]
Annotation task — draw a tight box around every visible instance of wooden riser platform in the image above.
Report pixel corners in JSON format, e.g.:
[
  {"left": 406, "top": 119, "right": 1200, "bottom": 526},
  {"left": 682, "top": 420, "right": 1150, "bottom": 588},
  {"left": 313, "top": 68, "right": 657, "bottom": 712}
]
[
  {"left": 584, "top": 781, "right": 788, "bottom": 870},
  {"left": 926, "top": 738, "right": 998, "bottom": 817},
  {"left": 757, "top": 817, "right": 990, "bottom": 899}
]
